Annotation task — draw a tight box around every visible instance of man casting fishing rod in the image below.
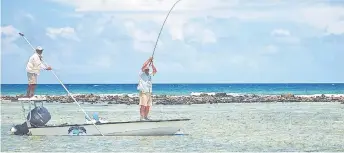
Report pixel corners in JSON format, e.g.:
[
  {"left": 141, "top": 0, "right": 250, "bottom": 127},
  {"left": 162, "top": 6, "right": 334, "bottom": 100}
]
[
  {"left": 134, "top": 0, "right": 181, "bottom": 121},
  {"left": 25, "top": 46, "right": 52, "bottom": 98},
  {"left": 137, "top": 57, "right": 157, "bottom": 121}
]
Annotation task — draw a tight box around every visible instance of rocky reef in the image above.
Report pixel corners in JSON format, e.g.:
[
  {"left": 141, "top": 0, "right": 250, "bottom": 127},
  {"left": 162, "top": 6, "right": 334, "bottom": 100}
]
[{"left": 1, "top": 93, "right": 344, "bottom": 105}]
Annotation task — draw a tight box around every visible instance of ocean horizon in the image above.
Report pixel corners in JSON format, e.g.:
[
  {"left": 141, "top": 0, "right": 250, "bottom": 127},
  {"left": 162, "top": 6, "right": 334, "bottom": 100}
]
[{"left": 1, "top": 83, "right": 344, "bottom": 96}]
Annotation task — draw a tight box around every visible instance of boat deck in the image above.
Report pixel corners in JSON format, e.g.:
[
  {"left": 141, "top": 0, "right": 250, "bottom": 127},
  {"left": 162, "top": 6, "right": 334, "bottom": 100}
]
[{"left": 18, "top": 96, "right": 47, "bottom": 101}]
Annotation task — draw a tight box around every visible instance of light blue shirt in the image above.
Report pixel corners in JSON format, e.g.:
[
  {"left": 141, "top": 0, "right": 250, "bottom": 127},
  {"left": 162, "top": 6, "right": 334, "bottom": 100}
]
[{"left": 137, "top": 71, "right": 153, "bottom": 93}]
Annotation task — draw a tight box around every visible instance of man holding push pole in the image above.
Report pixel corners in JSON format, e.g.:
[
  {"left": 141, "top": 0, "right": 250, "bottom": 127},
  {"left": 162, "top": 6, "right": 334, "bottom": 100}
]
[
  {"left": 25, "top": 46, "right": 52, "bottom": 98},
  {"left": 137, "top": 57, "right": 157, "bottom": 121}
]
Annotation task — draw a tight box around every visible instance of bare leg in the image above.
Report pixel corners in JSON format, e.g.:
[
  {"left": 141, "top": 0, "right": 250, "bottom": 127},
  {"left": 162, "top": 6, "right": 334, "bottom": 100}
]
[
  {"left": 27, "top": 73, "right": 37, "bottom": 98},
  {"left": 29, "top": 84, "right": 37, "bottom": 98},
  {"left": 25, "top": 84, "right": 31, "bottom": 97},
  {"left": 140, "top": 105, "right": 145, "bottom": 120},
  {"left": 144, "top": 106, "right": 150, "bottom": 119},
  {"left": 144, "top": 94, "right": 152, "bottom": 119}
]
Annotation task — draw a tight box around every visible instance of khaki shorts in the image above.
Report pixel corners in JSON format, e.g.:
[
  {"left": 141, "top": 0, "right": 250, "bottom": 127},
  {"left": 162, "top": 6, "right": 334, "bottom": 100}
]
[
  {"left": 139, "top": 91, "right": 152, "bottom": 106},
  {"left": 27, "top": 72, "right": 37, "bottom": 84}
]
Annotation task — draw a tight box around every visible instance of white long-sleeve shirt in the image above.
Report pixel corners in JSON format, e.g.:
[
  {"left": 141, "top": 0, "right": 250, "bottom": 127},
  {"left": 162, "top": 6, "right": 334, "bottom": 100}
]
[
  {"left": 26, "top": 53, "right": 47, "bottom": 75},
  {"left": 137, "top": 71, "right": 153, "bottom": 93}
]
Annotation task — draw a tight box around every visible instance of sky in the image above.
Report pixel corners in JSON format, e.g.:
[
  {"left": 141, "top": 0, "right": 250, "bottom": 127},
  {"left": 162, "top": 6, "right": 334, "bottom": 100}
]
[{"left": 1, "top": 0, "right": 344, "bottom": 84}]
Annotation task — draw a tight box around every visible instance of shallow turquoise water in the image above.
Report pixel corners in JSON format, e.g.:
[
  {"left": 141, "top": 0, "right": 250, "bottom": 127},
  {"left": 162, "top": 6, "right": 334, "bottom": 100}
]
[
  {"left": 1, "top": 102, "right": 344, "bottom": 152},
  {"left": 2, "top": 83, "right": 344, "bottom": 96}
]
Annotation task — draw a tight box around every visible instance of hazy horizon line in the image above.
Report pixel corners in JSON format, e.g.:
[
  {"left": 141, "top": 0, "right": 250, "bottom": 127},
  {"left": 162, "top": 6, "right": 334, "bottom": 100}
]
[{"left": 1, "top": 82, "right": 344, "bottom": 85}]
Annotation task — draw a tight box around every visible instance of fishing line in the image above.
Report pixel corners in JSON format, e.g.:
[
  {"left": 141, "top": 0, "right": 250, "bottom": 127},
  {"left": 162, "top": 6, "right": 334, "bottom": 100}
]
[{"left": 18, "top": 32, "right": 105, "bottom": 136}]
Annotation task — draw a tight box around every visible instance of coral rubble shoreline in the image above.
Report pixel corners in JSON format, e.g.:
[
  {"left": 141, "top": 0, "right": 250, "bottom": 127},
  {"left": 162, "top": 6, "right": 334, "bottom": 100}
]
[{"left": 1, "top": 93, "right": 344, "bottom": 105}]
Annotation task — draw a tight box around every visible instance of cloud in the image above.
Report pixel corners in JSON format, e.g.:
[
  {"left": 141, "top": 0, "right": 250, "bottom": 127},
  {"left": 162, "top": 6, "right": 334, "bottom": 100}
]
[
  {"left": 89, "top": 55, "right": 113, "bottom": 69},
  {"left": 124, "top": 23, "right": 160, "bottom": 52},
  {"left": 51, "top": 0, "right": 239, "bottom": 12},
  {"left": 24, "top": 13, "right": 35, "bottom": 21},
  {"left": 262, "top": 45, "right": 279, "bottom": 55},
  {"left": 50, "top": 0, "right": 278, "bottom": 44},
  {"left": 326, "top": 21, "right": 344, "bottom": 35},
  {"left": 202, "top": 29, "right": 217, "bottom": 43},
  {"left": 50, "top": 0, "right": 344, "bottom": 51},
  {"left": 183, "top": 22, "right": 217, "bottom": 43},
  {"left": 46, "top": 27, "right": 80, "bottom": 41},
  {"left": 294, "top": 5, "right": 344, "bottom": 35},
  {"left": 270, "top": 28, "right": 301, "bottom": 45},
  {"left": 11, "top": 11, "right": 36, "bottom": 24},
  {"left": 52, "top": 0, "right": 344, "bottom": 35},
  {"left": 1, "top": 25, "right": 19, "bottom": 38},
  {"left": 1, "top": 25, "right": 22, "bottom": 55},
  {"left": 271, "top": 29, "right": 291, "bottom": 37},
  {"left": 84, "top": 13, "right": 217, "bottom": 47}
]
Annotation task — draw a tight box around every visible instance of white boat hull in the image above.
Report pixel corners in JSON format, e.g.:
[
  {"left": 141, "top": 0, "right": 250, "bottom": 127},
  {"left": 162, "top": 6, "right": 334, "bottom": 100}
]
[{"left": 27, "top": 119, "right": 190, "bottom": 136}]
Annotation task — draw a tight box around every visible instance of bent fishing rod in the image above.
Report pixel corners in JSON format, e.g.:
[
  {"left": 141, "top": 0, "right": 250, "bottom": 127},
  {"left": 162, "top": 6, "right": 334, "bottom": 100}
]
[
  {"left": 147, "top": 0, "right": 183, "bottom": 99},
  {"left": 18, "top": 32, "right": 105, "bottom": 136},
  {"left": 151, "top": 0, "right": 183, "bottom": 59}
]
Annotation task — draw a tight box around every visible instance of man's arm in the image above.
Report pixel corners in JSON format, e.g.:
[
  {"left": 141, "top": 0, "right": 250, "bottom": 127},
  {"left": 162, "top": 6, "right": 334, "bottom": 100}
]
[
  {"left": 39, "top": 60, "right": 48, "bottom": 70},
  {"left": 34, "top": 56, "right": 51, "bottom": 70},
  {"left": 151, "top": 61, "right": 157, "bottom": 75},
  {"left": 141, "top": 57, "right": 153, "bottom": 71}
]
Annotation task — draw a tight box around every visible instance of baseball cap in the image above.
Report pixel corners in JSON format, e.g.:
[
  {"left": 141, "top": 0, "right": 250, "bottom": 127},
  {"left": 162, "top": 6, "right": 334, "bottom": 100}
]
[{"left": 36, "top": 46, "right": 44, "bottom": 51}]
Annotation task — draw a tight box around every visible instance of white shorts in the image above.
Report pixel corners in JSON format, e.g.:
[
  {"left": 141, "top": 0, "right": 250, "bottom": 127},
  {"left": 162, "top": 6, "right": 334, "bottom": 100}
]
[{"left": 27, "top": 72, "right": 37, "bottom": 84}]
